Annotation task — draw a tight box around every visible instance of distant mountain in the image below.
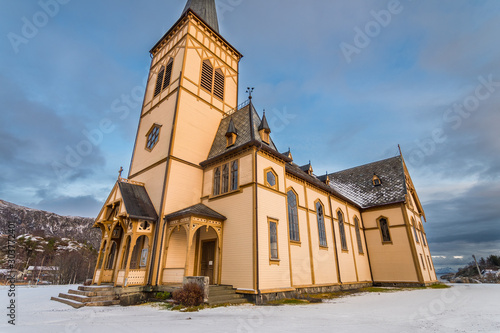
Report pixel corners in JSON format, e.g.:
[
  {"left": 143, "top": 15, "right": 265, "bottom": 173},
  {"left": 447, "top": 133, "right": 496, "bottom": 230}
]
[
  {"left": 0, "top": 199, "right": 100, "bottom": 248},
  {"left": 436, "top": 267, "right": 456, "bottom": 274}
]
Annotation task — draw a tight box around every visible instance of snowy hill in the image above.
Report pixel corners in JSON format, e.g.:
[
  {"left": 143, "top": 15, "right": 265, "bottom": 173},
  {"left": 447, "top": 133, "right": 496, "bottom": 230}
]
[{"left": 0, "top": 199, "right": 99, "bottom": 248}]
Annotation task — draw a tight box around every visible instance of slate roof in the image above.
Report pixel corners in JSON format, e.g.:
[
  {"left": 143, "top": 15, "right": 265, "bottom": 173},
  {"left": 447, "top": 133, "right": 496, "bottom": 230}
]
[
  {"left": 206, "top": 101, "right": 279, "bottom": 161},
  {"left": 323, "top": 156, "right": 407, "bottom": 209},
  {"left": 182, "top": 0, "right": 219, "bottom": 33},
  {"left": 164, "top": 204, "right": 226, "bottom": 221},
  {"left": 118, "top": 182, "right": 158, "bottom": 221}
]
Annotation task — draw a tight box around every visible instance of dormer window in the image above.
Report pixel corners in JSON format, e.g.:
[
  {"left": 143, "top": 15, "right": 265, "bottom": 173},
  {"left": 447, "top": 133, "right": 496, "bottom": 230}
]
[
  {"left": 225, "top": 118, "right": 238, "bottom": 148},
  {"left": 258, "top": 112, "right": 271, "bottom": 144},
  {"left": 372, "top": 174, "right": 382, "bottom": 186}
]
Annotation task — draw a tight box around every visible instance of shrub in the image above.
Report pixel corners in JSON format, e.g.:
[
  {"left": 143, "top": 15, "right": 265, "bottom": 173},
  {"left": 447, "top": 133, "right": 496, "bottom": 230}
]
[
  {"left": 155, "top": 291, "right": 171, "bottom": 300},
  {"left": 173, "top": 283, "right": 204, "bottom": 307}
]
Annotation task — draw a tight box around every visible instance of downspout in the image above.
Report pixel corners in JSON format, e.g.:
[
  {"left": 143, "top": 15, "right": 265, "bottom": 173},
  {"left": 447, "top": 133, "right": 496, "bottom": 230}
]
[
  {"left": 150, "top": 71, "right": 183, "bottom": 286},
  {"left": 254, "top": 142, "right": 262, "bottom": 299}
]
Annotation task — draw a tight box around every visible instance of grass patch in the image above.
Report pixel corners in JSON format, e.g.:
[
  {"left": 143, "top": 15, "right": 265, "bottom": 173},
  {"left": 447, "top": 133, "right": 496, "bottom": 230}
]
[
  {"left": 305, "top": 290, "right": 358, "bottom": 299},
  {"left": 361, "top": 287, "right": 402, "bottom": 293},
  {"left": 268, "top": 298, "right": 310, "bottom": 305},
  {"left": 427, "top": 283, "right": 451, "bottom": 289}
]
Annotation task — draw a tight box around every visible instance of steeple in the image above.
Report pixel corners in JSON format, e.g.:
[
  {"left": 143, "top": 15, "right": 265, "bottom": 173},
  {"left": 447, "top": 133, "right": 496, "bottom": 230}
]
[{"left": 182, "top": 0, "right": 219, "bottom": 33}]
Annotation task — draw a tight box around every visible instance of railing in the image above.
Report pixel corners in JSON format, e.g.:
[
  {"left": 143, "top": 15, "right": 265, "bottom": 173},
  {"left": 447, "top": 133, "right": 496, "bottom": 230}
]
[
  {"left": 223, "top": 99, "right": 250, "bottom": 118},
  {"left": 101, "top": 270, "right": 114, "bottom": 283},
  {"left": 127, "top": 269, "right": 147, "bottom": 286}
]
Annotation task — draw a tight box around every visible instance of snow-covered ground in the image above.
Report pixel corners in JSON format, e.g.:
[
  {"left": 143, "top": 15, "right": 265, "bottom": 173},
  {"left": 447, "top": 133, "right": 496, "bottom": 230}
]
[{"left": 1, "top": 284, "right": 499, "bottom": 333}]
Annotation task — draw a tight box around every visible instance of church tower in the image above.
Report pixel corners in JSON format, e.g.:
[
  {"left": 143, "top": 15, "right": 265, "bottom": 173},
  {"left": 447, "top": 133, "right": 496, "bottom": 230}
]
[{"left": 127, "top": 0, "right": 242, "bottom": 283}]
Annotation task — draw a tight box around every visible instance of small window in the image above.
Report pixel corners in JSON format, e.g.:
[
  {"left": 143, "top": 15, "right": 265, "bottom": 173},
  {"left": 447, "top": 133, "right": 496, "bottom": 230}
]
[
  {"left": 269, "top": 220, "right": 279, "bottom": 260},
  {"left": 427, "top": 255, "right": 433, "bottom": 271},
  {"left": 154, "top": 66, "right": 165, "bottom": 97},
  {"left": 201, "top": 59, "right": 213, "bottom": 93},
  {"left": 316, "top": 202, "right": 327, "bottom": 247},
  {"left": 372, "top": 175, "right": 382, "bottom": 186},
  {"left": 420, "top": 254, "right": 426, "bottom": 270},
  {"left": 222, "top": 164, "right": 229, "bottom": 194},
  {"left": 213, "top": 167, "right": 221, "bottom": 196},
  {"left": 379, "top": 217, "right": 391, "bottom": 243},
  {"left": 338, "top": 210, "right": 348, "bottom": 251},
  {"left": 214, "top": 68, "right": 225, "bottom": 100},
  {"left": 354, "top": 217, "right": 364, "bottom": 254},
  {"left": 412, "top": 219, "right": 419, "bottom": 243},
  {"left": 419, "top": 223, "right": 427, "bottom": 246},
  {"left": 287, "top": 190, "right": 300, "bottom": 242},
  {"left": 231, "top": 161, "right": 238, "bottom": 191},
  {"left": 265, "top": 169, "right": 278, "bottom": 190},
  {"left": 146, "top": 125, "right": 161, "bottom": 151}
]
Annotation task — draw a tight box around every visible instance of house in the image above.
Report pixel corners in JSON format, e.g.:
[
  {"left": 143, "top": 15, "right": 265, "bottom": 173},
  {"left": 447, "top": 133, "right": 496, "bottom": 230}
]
[{"left": 90, "top": 0, "right": 437, "bottom": 303}]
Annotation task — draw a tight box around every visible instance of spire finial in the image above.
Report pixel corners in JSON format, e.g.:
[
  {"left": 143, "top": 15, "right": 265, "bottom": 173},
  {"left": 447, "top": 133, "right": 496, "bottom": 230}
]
[
  {"left": 118, "top": 166, "right": 124, "bottom": 179},
  {"left": 246, "top": 87, "right": 254, "bottom": 100}
]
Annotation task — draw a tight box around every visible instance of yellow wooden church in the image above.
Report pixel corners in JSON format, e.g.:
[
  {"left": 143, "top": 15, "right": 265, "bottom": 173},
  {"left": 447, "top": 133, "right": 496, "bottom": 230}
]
[{"left": 91, "top": 0, "right": 437, "bottom": 303}]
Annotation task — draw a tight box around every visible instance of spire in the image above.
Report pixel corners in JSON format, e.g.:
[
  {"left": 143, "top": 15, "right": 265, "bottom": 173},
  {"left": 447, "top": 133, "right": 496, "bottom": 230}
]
[
  {"left": 226, "top": 118, "right": 238, "bottom": 135},
  {"left": 258, "top": 111, "right": 271, "bottom": 132},
  {"left": 182, "top": 0, "right": 219, "bottom": 33}
]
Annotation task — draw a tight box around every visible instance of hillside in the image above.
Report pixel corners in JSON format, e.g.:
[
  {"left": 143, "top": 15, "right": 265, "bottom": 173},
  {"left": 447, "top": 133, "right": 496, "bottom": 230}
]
[{"left": 0, "top": 199, "right": 99, "bottom": 248}]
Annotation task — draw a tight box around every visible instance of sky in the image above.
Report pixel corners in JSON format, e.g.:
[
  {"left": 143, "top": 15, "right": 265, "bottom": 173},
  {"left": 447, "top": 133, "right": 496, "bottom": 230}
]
[{"left": 0, "top": 0, "right": 499, "bottom": 270}]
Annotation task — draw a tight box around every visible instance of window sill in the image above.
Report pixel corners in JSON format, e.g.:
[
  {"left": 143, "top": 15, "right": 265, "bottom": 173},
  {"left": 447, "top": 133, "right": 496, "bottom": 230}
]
[
  {"left": 269, "top": 259, "right": 280, "bottom": 266},
  {"left": 209, "top": 188, "right": 242, "bottom": 200},
  {"left": 290, "top": 240, "right": 301, "bottom": 246},
  {"left": 381, "top": 241, "right": 393, "bottom": 245},
  {"left": 319, "top": 246, "right": 328, "bottom": 250}
]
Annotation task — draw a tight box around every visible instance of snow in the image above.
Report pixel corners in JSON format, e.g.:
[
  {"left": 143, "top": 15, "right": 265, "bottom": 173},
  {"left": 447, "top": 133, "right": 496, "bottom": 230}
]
[{"left": 1, "top": 284, "right": 499, "bottom": 333}]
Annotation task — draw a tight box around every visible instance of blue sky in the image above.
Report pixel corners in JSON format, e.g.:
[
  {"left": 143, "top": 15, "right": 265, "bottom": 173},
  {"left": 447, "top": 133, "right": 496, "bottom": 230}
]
[{"left": 1, "top": 0, "right": 499, "bottom": 269}]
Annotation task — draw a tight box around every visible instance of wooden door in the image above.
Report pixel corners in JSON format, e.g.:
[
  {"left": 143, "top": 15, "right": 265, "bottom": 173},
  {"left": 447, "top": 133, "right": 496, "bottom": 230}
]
[{"left": 200, "top": 240, "right": 216, "bottom": 284}]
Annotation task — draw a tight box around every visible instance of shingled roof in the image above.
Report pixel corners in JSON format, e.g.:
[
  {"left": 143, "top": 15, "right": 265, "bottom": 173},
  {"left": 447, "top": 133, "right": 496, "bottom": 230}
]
[
  {"left": 118, "top": 182, "right": 158, "bottom": 221},
  {"left": 182, "top": 0, "right": 219, "bottom": 34},
  {"left": 164, "top": 203, "right": 226, "bottom": 221},
  {"left": 323, "top": 156, "right": 407, "bottom": 209},
  {"left": 205, "top": 101, "right": 279, "bottom": 161}
]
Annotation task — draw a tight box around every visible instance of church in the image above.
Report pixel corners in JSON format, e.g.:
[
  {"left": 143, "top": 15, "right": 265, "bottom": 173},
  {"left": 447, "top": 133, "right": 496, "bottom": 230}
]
[{"left": 91, "top": 0, "right": 437, "bottom": 303}]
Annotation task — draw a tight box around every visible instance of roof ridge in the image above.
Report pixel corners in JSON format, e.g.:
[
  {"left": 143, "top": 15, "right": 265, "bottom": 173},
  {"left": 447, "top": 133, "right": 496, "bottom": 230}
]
[{"left": 331, "top": 155, "right": 401, "bottom": 176}]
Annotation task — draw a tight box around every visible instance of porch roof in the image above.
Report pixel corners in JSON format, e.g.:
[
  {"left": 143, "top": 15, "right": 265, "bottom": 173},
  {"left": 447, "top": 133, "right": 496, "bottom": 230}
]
[
  {"left": 118, "top": 181, "right": 158, "bottom": 221},
  {"left": 164, "top": 204, "right": 226, "bottom": 221}
]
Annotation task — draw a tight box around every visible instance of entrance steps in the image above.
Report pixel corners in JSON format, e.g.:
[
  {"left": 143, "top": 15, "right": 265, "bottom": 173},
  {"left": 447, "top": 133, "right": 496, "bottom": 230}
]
[
  {"left": 51, "top": 285, "right": 120, "bottom": 308},
  {"left": 208, "top": 285, "right": 247, "bottom": 305}
]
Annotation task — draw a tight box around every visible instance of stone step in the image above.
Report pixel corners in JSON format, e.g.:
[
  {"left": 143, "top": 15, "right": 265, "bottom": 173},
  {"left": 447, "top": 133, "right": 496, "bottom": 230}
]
[
  {"left": 208, "top": 288, "right": 239, "bottom": 296},
  {"left": 78, "top": 285, "right": 115, "bottom": 292},
  {"left": 68, "top": 289, "right": 116, "bottom": 297},
  {"left": 208, "top": 297, "right": 248, "bottom": 306},
  {"left": 59, "top": 293, "right": 117, "bottom": 303},
  {"left": 86, "top": 300, "right": 120, "bottom": 307},
  {"left": 209, "top": 285, "right": 234, "bottom": 291},
  {"left": 50, "top": 296, "right": 85, "bottom": 309},
  {"left": 208, "top": 293, "right": 246, "bottom": 303}
]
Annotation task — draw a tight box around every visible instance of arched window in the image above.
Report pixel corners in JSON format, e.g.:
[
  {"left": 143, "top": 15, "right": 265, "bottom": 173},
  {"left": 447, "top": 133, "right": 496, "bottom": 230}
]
[
  {"left": 163, "top": 59, "right": 173, "bottom": 89},
  {"left": 316, "top": 202, "right": 327, "bottom": 247},
  {"left": 106, "top": 241, "right": 117, "bottom": 269},
  {"left": 419, "top": 223, "right": 427, "bottom": 246},
  {"left": 231, "top": 161, "right": 238, "bottom": 191},
  {"left": 201, "top": 59, "right": 213, "bottom": 92},
  {"left": 338, "top": 210, "right": 348, "bottom": 250},
  {"left": 213, "top": 167, "right": 220, "bottom": 196},
  {"left": 269, "top": 219, "right": 279, "bottom": 260},
  {"left": 222, "top": 164, "right": 229, "bottom": 193},
  {"left": 121, "top": 236, "right": 131, "bottom": 269},
  {"left": 98, "top": 240, "right": 107, "bottom": 269},
  {"left": 154, "top": 66, "right": 165, "bottom": 97},
  {"left": 354, "top": 217, "right": 363, "bottom": 254},
  {"left": 130, "top": 235, "right": 149, "bottom": 269},
  {"left": 412, "top": 218, "right": 419, "bottom": 243},
  {"left": 214, "top": 68, "right": 225, "bottom": 100},
  {"left": 378, "top": 217, "right": 391, "bottom": 243},
  {"left": 287, "top": 190, "right": 299, "bottom": 241}
]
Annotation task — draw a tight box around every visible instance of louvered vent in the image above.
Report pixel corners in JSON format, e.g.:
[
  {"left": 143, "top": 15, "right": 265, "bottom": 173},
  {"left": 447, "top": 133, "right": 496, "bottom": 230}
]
[
  {"left": 201, "top": 60, "right": 213, "bottom": 92},
  {"left": 163, "top": 59, "right": 173, "bottom": 89},
  {"left": 154, "top": 67, "right": 165, "bottom": 97},
  {"left": 214, "top": 69, "right": 225, "bottom": 100}
]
